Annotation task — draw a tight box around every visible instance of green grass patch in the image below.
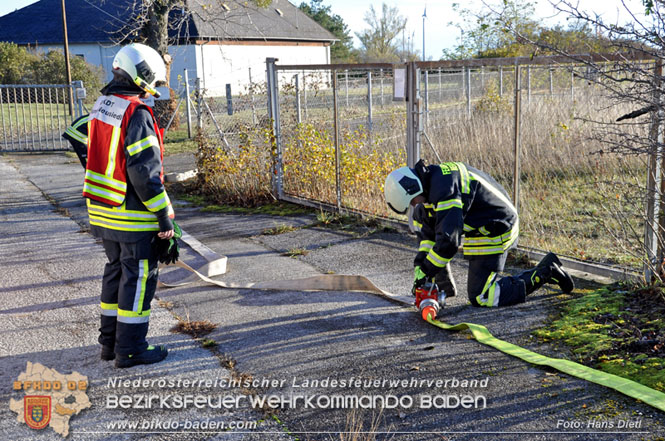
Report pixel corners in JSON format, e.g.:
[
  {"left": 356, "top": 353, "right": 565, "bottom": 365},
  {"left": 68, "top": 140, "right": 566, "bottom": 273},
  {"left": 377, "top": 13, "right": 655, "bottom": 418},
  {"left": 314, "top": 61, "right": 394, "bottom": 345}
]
[
  {"left": 170, "top": 190, "right": 313, "bottom": 217},
  {"left": 201, "top": 339, "right": 218, "bottom": 349},
  {"left": 164, "top": 127, "right": 198, "bottom": 156},
  {"left": 534, "top": 284, "right": 665, "bottom": 392},
  {"left": 200, "top": 202, "right": 313, "bottom": 216},
  {"left": 282, "top": 248, "right": 309, "bottom": 258},
  {"left": 262, "top": 224, "right": 299, "bottom": 235},
  {"left": 311, "top": 210, "right": 398, "bottom": 237}
]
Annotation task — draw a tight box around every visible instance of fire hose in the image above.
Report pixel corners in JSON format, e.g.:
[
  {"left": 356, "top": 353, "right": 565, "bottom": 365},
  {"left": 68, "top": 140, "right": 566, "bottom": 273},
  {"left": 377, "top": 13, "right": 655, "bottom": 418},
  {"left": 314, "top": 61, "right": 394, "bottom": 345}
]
[{"left": 160, "top": 260, "right": 665, "bottom": 413}]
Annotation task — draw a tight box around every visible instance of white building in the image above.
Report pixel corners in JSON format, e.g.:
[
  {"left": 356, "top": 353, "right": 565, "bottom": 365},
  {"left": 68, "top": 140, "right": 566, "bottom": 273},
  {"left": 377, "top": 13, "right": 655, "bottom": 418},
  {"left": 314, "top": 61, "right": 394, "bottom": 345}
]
[{"left": 0, "top": 0, "right": 336, "bottom": 96}]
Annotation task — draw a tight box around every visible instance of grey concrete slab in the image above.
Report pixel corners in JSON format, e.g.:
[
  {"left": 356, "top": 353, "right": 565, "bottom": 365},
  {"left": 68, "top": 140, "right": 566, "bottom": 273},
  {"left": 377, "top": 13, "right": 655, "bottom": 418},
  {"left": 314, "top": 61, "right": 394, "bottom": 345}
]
[
  {"left": 173, "top": 205, "right": 316, "bottom": 241},
  {"left": 163, "top": 152, "right": 196, "bottom": 175},
  {"left": 0, "top": 157, "right": 282, "bottom": 441},
  {"left": 255, "top": 226, "right": 358, "bottom": 254},
  {"left": 7, "top": 153, "right": 665, "bottom": 441}
]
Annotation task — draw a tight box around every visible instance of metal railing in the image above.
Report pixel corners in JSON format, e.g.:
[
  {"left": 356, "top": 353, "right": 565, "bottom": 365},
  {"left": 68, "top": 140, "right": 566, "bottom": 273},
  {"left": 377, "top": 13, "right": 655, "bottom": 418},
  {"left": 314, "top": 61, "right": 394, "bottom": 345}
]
[
  {"left": 263, "top": 54, "right": 655, "bottom": 275},
  {"left": 0, "top": 83, "right": 85, "bottom": 152}
]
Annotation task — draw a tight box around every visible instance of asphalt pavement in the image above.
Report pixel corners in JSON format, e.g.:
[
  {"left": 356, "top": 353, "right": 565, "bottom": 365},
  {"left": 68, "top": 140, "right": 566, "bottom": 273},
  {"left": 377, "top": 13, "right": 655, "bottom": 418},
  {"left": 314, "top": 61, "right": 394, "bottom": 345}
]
[{"left": 0, "top": 152, "right": 663, "bottom": 441}]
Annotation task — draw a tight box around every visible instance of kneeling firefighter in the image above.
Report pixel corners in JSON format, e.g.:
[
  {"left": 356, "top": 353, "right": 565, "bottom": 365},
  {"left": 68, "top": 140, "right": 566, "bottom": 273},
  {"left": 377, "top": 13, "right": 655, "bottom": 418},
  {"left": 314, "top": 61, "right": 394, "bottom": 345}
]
[
  {"left": 84, "top": 43, "right": 178, "bottom": 368},
  {"left": 384, "top": 160, "right": 574, "bottom": 307}
]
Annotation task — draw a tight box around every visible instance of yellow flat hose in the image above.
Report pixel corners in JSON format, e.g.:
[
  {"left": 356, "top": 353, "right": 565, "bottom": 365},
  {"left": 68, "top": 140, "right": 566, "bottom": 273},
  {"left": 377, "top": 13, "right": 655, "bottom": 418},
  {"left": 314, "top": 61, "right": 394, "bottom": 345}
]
[
  {"left": 425, "top": 313, "right": 665, "bottom": 413},
  {"left": 160, "top": 259, "right": 665, "bottom": 413}
]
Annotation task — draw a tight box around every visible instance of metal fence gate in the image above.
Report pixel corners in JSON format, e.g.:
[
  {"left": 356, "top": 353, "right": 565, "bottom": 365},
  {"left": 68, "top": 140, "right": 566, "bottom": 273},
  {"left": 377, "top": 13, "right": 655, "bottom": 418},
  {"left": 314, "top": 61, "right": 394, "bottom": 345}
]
[
  {"left": 264, "top": 54, "right": 660, "bottom": 276},
  {"left": 0, "top": 82, "right": 86, "bottom": 152}
]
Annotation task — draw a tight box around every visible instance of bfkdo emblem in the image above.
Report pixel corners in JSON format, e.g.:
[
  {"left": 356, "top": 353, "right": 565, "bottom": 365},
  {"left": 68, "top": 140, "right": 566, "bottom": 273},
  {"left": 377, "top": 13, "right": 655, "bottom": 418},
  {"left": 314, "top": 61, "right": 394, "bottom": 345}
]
[{"left": 24, "top": 396, "right": 51, "bottom": 430}]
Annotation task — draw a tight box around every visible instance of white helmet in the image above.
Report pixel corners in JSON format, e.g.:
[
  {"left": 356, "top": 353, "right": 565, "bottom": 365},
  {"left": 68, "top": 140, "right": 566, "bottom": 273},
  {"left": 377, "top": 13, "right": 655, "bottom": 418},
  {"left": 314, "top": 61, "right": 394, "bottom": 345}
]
[
  {"left": 384, "top": 166, "right": 423, "bottom": 214},
  {"left": 112, "top": 43, "right": 166, "bottom": 98}
]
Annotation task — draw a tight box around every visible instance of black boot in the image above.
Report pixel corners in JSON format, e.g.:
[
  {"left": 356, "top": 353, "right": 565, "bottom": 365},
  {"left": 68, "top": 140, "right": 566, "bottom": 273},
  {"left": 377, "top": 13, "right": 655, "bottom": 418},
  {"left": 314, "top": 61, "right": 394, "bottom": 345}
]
[
  {"left": 537, "top": 252, "right": 575, "bottom": 293},
  {"left": 435, "top": 265, "right": 457, "bottom": 298},
  {"left": 101, "top": 345, "right": 115, "bottom": 361},
  {"left": 518, "top": 252, "right": 575, "bottom": 295},
  {"left": 115, "top": 345, "right": 168, "bottom": 369},
  {"left": 517, "top": 266, "right": 548, "bottom": 295}
]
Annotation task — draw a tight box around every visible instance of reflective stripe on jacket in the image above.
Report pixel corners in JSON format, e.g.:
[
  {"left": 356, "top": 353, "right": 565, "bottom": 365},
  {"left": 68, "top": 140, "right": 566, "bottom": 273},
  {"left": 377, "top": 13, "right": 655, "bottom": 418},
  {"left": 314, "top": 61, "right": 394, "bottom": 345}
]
[
  {"left": 413, "top": 162, "right": 518, "bottom": 275},
  {"left": 84, "top": 93, "right": 173, "bottom": 240}
]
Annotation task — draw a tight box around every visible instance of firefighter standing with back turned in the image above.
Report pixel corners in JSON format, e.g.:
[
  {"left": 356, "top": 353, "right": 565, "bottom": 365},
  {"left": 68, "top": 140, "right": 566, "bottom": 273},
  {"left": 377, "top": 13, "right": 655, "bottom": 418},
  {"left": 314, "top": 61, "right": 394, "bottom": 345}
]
[
  {"left": 83, "top": 43, "right": 174, "bottom": 368},
  {"left": 384, "top": 160, "right": 575, "bottom": 307}
]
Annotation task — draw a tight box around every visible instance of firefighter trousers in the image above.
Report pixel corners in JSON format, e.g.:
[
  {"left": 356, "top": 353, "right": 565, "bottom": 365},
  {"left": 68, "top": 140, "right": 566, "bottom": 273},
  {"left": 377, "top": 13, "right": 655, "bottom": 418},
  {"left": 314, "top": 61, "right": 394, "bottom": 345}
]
[
  {"left": 467, "top": 253, "right": 526, "bottom": 307},
  {"left": 99, "top": 237, "right": 158, "bottom": 355}
]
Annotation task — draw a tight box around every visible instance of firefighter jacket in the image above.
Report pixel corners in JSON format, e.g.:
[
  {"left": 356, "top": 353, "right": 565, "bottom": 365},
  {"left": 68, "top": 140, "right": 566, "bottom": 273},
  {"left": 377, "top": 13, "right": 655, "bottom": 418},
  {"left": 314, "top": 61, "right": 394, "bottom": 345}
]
[
  {"left": 83, "top": 86, "right": 174, "bottom": 242},
  {"left": 412, "top": 162, "right": 518, "bottom": 278},
  {"left": 63, "top": 114, "right": 89, "bottom": 168}
]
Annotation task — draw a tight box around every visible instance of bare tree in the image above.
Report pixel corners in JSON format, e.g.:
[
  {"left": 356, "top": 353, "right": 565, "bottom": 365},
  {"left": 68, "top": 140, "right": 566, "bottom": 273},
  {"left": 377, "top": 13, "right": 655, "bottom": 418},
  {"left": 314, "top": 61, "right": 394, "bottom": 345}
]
[
  {"left": 355, "top": 3, "right": 407, "bottom": 62},
  {"left": 106, "top": 0, "right": 271, "bottom": 125},
  {"left": 490, "top": 0, "right": 665, "bottom": 280}
]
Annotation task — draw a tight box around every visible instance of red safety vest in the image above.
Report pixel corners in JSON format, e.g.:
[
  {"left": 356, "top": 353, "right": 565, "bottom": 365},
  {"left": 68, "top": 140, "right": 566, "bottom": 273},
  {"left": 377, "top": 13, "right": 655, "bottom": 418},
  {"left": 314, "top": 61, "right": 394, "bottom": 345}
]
[{"left": 83, "top": 94, "right": 164, "bottom": 206}]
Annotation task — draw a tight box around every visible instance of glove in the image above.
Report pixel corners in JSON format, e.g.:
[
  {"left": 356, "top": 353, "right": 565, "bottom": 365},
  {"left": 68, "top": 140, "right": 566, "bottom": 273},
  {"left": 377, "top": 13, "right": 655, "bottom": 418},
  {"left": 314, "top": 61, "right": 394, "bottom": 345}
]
[
  {"left": 411, "top": 266, "right": 428, "bottom": 296},
  {"left": 153, "top": 221, "right": 182, "bottom": 265}
]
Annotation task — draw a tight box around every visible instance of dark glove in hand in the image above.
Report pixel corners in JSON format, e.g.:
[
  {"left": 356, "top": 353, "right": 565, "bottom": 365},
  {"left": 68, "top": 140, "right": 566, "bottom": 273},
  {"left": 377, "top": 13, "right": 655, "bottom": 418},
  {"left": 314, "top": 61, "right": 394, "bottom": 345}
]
[
  {"left": 411, "top": 266, "right": 428, "bottom": 296},
  {"left": 153, "top": 221, "right": 182, "bottom": 265}
]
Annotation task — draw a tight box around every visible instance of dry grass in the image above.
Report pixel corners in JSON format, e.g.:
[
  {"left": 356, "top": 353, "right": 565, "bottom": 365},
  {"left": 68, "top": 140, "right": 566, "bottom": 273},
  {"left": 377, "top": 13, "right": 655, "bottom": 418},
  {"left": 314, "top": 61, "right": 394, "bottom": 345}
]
[
  {"left": 338, "top": 409, "right": 389, "bottom": 441},
  {"left": 196, "top": 76, "right": 648, "bottom": 268},
  {"left": 171, "top": 310, "right": 218, "bottom": 338},
  {"left": 282, "top": 248, "right": 309, "bottom": 258}
]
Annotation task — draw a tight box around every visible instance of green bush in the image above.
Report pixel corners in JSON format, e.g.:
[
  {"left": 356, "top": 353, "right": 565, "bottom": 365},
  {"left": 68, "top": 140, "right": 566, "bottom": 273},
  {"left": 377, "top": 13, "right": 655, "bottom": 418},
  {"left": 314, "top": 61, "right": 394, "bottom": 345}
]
[
  {"left": 32, "top": 50, "right": 104, "bottom": 94},
  {"left": 0, "top": 42, "right": 38, "bottom": 84},
  {"left": 0, "top": 43, "right": 104, "bottom": 94}
]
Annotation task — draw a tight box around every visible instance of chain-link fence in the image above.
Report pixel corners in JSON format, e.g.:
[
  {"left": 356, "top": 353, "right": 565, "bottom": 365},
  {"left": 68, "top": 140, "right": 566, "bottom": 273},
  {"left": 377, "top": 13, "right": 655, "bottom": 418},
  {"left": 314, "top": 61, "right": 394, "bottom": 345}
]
[
  {"left": 0, "top": 83, "right": 85, "bottom": 152},
  {"left": 189, "top": 68, "right": 272, "bottom": 205},
  {"left": 263, "top": 57, "right": 655, "bottom": 271},
  {"left": 414, "top": 61, "right": 651, "bottom": 270},
  {"left": 191, "top": 55, "right": 654, "bottom": 272},
  {"left": 272, "top": 65, "right": 407, "bottom": 215}
]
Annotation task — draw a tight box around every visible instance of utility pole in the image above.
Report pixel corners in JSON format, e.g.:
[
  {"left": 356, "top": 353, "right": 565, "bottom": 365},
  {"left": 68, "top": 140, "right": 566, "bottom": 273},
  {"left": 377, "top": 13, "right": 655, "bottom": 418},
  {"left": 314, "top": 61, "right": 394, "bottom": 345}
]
[
  {"left": 422, "top": 6, "right": 426, "bottom": 61},
  {"left": 61, "top": 0, "right": 73, "bottom": 117}
]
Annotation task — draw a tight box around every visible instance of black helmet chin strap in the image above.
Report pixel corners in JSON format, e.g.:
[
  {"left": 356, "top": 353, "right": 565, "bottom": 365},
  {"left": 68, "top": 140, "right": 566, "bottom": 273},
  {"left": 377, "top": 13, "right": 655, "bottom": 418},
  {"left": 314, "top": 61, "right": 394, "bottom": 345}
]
[
  {"left": 412, "top": 159, "right": 429, "bottom": 200},
  {"left": 387, "top": 202, "right": 407, "bottom": 215}
]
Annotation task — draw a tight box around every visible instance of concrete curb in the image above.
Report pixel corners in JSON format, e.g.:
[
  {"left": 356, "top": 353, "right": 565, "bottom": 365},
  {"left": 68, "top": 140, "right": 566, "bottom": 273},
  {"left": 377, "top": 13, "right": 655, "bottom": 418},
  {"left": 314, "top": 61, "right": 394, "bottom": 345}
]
[
  {"left": 164, "top": 169, "right": 198, "bottom": 183},
  {"left": 179, "top": 229, "right": 227, "bottom": 277}
]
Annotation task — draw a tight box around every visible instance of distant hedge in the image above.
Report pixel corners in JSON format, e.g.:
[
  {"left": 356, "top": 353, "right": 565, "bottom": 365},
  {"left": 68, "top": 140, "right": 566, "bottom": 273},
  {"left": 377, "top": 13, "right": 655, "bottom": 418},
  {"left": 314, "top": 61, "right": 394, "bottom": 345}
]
[{"left": 0, "top": 42, "right": 104, "bottom": 93}]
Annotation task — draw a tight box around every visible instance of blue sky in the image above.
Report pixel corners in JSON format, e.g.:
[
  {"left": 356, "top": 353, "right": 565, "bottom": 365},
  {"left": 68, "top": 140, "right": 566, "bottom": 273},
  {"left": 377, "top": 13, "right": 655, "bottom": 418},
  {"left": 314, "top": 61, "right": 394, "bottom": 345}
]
[{"left": 0, "top": 0, "right": 646, "bottom": 59}]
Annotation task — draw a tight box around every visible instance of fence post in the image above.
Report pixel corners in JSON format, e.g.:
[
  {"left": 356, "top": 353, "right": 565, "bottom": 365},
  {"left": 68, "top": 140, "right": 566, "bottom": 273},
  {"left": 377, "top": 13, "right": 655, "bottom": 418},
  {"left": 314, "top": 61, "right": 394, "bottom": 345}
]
[
  {"left": 645, "top": 60, "right": 664, "bottom": 281},
  {"left": 332, "top": 70, "right": 342, "bottom": 212},
  {"left": 345, "top": 70, "right": 349, "bottom": 107},
  {"left": 379, "top": 69, "right": 384, "bottom": 106},
  {"left": 72, "top": 80, "right": 85, "bottom": 118},
  {"left": 184, "top": 69, "right": 192, "bottom": 138},
  {"left": 294, "top": 74, "right": 301, "bottom": 125},
  {"left": 461, "top": 67, "right": 465, "bottom": 105},
  {"left": 499, "top": 66, "right": 503, "bottom": 96},
  {"left": 527, "top": 65, "right": 531, "bottom": 104},
  {"left": 571, "top": 68, "right": 575, "bottom": 100},
  {"left": 367, "top": 71, "right": 373, "bottom": 132},
  {"left": 196, "top": 78, "right": 203, "bottom": 130},
  {"left": 424, "top": 69, "right": 429, "bottom": 127},
  {"left": 438, "top": 67, "right": 442, "bottom": 101},
  {"left": 266, "top": 58, "right": 284, "bottom": 200},
  {"left": 248, "top": 67, "right": 257, "bottom": 125},
  {"left": 225, "top": 83, "right": 233, "bottom": 116},
  {"left": 466, "top": 67, "right": 471, "bottom": 118},
  {"left": 406, "top": 62, "right": 421, "bottom": 167},
  {"left": 513, "top": 65, "right": 522, "bottom": 212},
  {"left": 302, "top": 70, "right": 308, "bottom": 119},
  {"left": 549, "top": 67, "right": 553, "bottom": 96}
]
